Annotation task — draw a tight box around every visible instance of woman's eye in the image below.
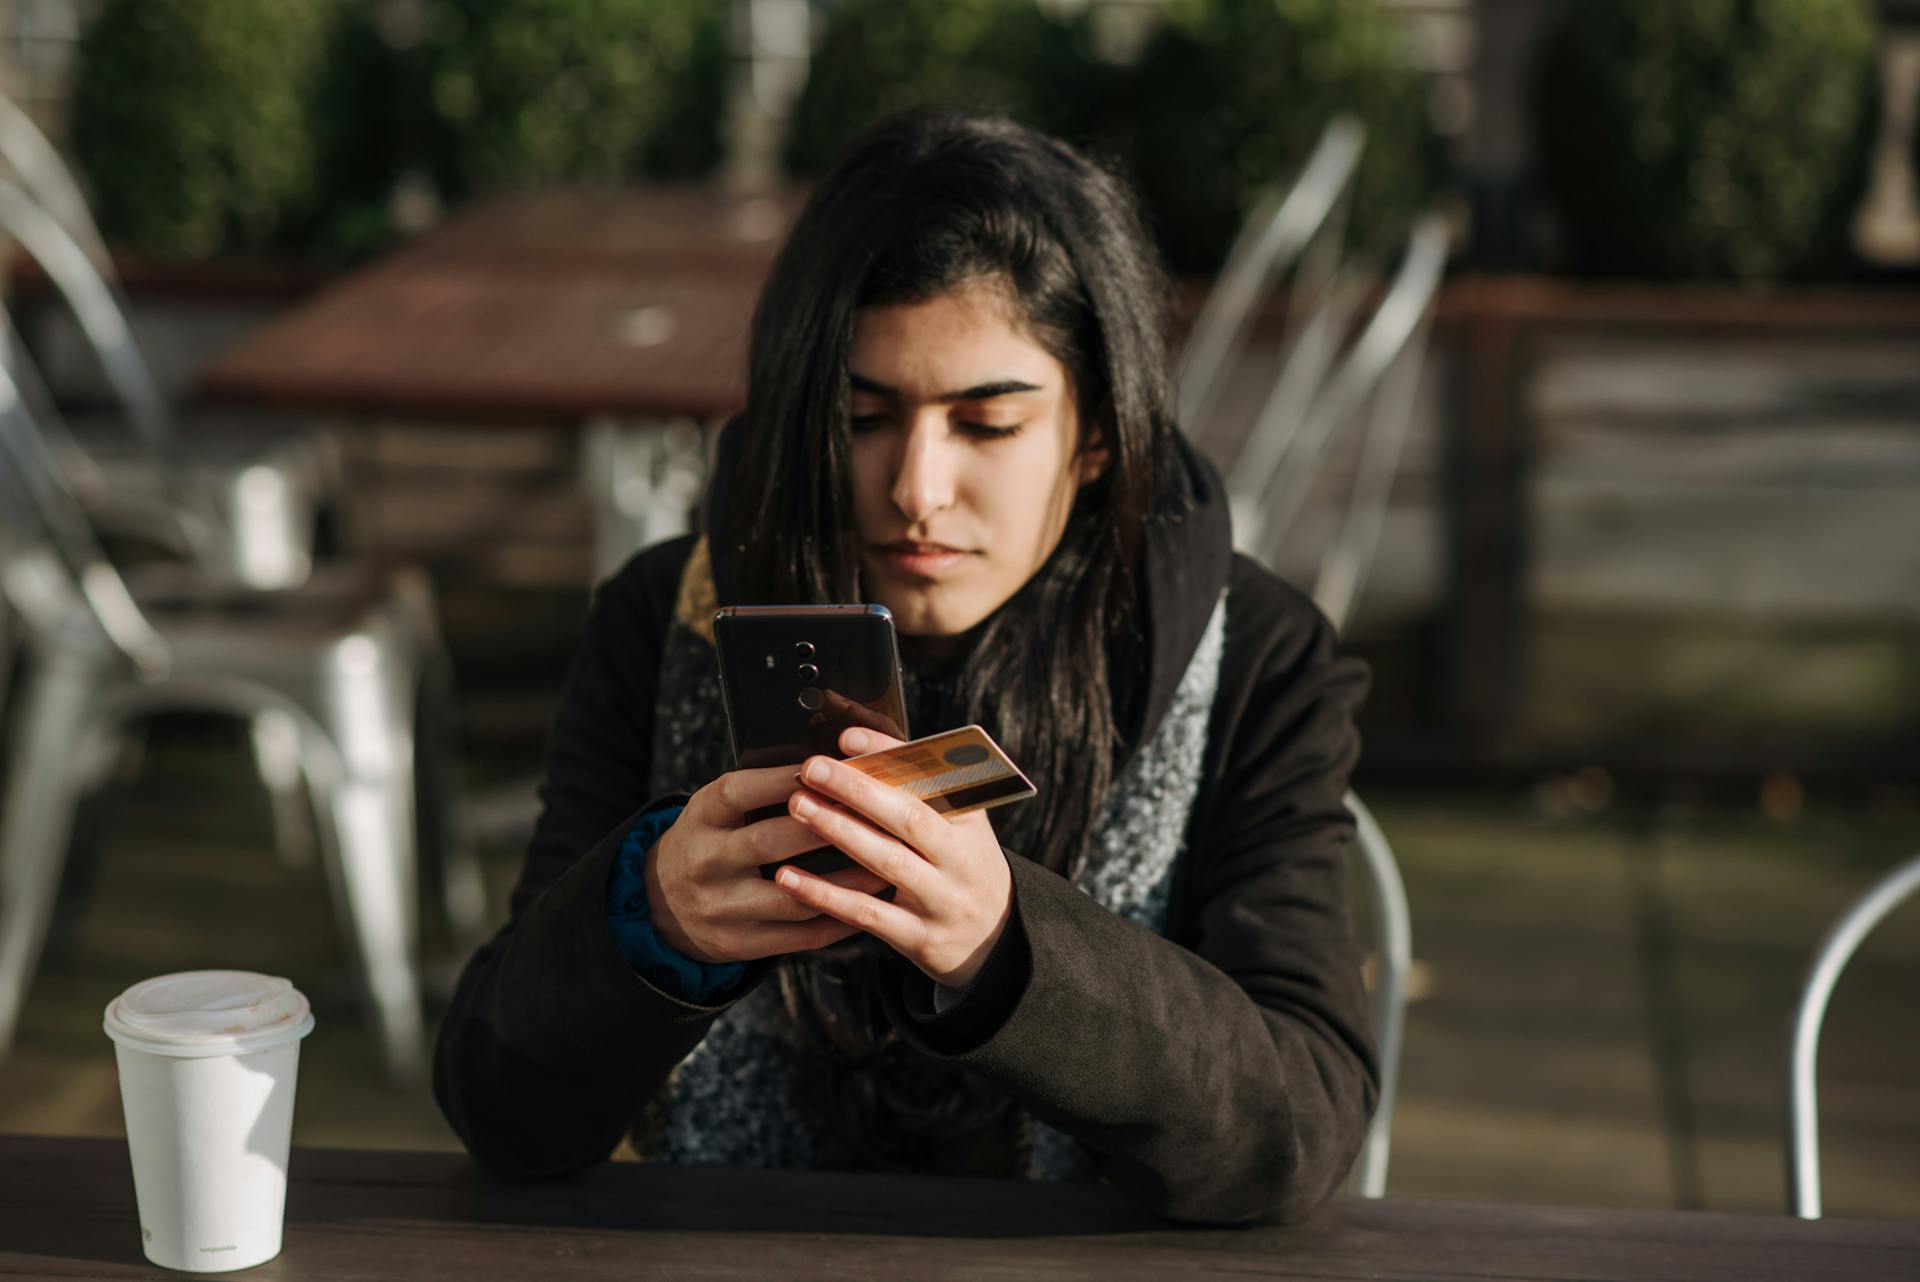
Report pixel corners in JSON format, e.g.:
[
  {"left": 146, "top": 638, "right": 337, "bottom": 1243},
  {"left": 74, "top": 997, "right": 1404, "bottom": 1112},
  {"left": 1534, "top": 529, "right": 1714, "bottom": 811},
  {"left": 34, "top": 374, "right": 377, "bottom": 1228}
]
[
  {"left": 961, "top": 421, "right": 1023, "bottom": 440},
  {"left": 849, "top": 413, "right": 889, "bottom": 432}
]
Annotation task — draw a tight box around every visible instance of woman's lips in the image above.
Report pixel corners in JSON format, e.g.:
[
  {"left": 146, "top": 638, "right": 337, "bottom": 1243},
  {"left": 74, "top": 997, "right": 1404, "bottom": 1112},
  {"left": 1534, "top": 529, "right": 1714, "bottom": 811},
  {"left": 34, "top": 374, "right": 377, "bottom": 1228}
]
[{"left": 873, "top": 541, "right": 971, "bottom": 579}]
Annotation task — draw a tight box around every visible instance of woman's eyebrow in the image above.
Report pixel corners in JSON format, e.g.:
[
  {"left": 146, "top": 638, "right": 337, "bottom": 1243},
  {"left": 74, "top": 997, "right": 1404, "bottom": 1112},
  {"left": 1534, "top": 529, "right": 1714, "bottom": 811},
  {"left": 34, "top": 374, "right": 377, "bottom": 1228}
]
[{"left": 849, "top": 372, "right": 1043, "bottom": 402}]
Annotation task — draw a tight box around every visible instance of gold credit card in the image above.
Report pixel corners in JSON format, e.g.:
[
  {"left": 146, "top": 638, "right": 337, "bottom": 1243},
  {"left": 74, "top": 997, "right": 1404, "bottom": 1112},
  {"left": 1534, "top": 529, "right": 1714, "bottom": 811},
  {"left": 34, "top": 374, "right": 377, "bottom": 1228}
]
[{"left": 842, "top": 725, "right": 1036, "bottom": 817}]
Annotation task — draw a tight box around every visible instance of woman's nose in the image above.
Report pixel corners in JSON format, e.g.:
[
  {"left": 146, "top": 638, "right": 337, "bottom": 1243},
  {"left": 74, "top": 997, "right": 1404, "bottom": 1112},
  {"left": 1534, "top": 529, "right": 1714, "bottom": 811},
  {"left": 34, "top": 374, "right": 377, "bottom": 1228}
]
[{"left": 890, "top": 420, "right": 956, "bottom": 523}]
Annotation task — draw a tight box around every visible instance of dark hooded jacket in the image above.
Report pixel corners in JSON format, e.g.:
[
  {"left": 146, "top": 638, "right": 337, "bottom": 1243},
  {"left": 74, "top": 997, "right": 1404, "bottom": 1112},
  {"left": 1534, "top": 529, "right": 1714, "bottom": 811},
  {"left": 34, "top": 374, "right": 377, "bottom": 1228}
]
[{"left": 433, "top": 430, "right": 1376, "bottom": 1225}]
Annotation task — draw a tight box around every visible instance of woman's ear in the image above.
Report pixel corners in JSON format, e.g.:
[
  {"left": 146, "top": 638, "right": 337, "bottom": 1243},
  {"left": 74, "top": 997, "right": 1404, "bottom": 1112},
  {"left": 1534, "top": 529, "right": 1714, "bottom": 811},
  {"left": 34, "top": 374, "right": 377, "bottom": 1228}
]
[
  {"left": 1076, "top": 446, "right": 1109, "bottom": 486},
  {"left": 1075, "top": 426, "right": 1110, "bottom": 486}
]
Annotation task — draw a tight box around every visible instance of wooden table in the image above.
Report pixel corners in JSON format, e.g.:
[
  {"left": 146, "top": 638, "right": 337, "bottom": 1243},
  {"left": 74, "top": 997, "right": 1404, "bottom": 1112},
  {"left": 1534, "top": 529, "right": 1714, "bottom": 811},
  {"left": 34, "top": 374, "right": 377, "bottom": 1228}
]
[
  {"left": 198, "top": 186, "right": 806, "bottom": 424},
  {"left": 4, "top": 1135, "right": 1916, "bottom": 1281},
  {"left": 197, "top": 186, "right": 808, "bottom": 580}
]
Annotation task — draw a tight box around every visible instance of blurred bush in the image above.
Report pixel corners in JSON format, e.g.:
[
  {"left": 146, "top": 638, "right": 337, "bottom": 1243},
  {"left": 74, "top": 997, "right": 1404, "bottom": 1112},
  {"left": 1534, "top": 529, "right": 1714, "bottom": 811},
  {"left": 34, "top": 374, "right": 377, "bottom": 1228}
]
[
  {"left": 66, "top": 0, "right": 1453, "bottom": 276},
  {"left": 1129, "top": 0, "right": 1440, "bottom": 273},
  {"left": 783, "top": 0, "right": 1110, "bottom": 177},
  {"left": 303, "top": 4, "right": 416, "bottom": 262},
  {"left": 1537, "top": 0, "right": 1881, "bottom": 282},
  {"left": 789, "top": 0, "right": 1439, "bottom": 277},
  {"left": 70, "top": 0, "right": 345, "bottom": 260},
  {"left": 68, "top": 0, "right": 725, "bottom": 262},
  {"left": 418, "top": 0, "right": 726, "bottom": 201}
]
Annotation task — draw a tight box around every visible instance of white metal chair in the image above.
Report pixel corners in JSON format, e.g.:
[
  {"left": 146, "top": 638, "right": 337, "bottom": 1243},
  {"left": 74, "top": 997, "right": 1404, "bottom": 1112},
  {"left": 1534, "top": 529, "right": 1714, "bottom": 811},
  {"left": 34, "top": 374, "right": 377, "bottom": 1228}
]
[
  {"left": 1190, "top": 197, "right": 1443, "bottom": 1189},
  {"left": 0, "top": 150, "right": 347, "bottom": 874},
  {"left": 1785, "top": 852, "right": 1920, "bottom": 1219},
  {"left": 1345, "top": 790, "right": 1411, "bottom": 1199},
  {"left": 1228, "top": 215, "right": 1449, "bottom": 631},
  {"left": 1176, "top": 117, "right": 1366, "bottom": 450},
  {"left": 0, "top": 172, "right": 331, "bottom": 591},
  {"left": 0, "top": 344, "right": 460, "bottom": 1082},
  {"left": 1329, "top": 225, "right": 1448, "bottom": 1199},
  {"left": 0, "top": 93, "right": 111, "bottom": 270},
  {"left": 1296, "top": 217, "right": 1449, "bottom": 633}
]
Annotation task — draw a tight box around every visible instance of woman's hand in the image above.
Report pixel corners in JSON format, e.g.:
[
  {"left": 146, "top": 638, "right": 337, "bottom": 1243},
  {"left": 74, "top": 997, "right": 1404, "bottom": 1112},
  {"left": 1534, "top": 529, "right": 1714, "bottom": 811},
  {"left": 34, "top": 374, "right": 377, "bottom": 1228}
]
[
  {"left": 647, "top": 765, "right": 891, "bottom": 964},
  {"left": 773, "top": 727, "right": 1014, "bottom": 988}
]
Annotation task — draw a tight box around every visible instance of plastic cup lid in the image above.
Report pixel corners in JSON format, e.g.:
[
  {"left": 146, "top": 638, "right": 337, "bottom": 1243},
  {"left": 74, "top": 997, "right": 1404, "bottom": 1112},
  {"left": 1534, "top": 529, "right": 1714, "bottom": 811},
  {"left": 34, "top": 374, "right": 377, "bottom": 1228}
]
[{"left": 103, "top": 970, "right": 315, "bottom": 1058}]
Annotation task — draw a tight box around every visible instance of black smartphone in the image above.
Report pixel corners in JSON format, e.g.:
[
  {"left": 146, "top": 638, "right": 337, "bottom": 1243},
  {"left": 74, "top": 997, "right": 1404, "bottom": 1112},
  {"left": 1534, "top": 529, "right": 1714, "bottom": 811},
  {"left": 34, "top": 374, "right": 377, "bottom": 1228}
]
[{"left": 712, "top": 605, "right": 910, "bottom": 877}]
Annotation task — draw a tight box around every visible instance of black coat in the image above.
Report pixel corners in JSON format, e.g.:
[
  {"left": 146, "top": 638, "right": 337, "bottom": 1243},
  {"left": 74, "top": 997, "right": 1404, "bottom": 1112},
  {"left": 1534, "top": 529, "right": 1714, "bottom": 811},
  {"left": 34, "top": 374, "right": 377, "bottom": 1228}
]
[{"left": 433, "top": 439, "right": 1377, "bottom": 1225}]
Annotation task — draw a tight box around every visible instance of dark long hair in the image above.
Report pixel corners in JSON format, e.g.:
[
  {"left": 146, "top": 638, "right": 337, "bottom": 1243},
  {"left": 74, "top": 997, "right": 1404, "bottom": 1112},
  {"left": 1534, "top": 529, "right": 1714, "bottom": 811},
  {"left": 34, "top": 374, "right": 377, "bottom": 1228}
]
[{"left": 720, "top": 109, "right": 1185, "bottom": 1168}]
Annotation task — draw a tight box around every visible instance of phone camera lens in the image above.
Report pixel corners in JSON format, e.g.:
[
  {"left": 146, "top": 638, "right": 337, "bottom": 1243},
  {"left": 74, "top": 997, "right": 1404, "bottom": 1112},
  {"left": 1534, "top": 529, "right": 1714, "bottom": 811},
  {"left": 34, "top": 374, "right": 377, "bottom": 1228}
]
[
  {"left": 795, "top": 642, "right": 815, "bottom": 661},
  {"left": 797, "top": 662, "right": 820, "bottom": 683},
  {"left": 797, "top": 687, "right": 824, "bottom": 711}
]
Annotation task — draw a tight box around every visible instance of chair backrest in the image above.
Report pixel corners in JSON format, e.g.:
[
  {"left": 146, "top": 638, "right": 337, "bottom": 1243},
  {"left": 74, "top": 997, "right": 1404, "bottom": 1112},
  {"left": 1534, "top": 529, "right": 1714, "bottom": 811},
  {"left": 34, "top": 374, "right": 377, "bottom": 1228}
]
[
  {"left": 1786, "top": 851, "right": 1920, "bottom": 1219},
  {"left": 1176, "top": 117, "right": 1365, "bottom": 451},
  {"left": 0, "top": 317, "right": 170, "bottom": 678},
  {"left": 1345, "top": 789, "right": 1410, "bottom": 1199},
  {"left": 0, "top": 176, "right": 173, "bottom": 449},
  {"left": 1303, "top": 216, "right": 1449, "bottom": 633},
  {"left": 1234, "top": 214, "right": 1450, "bottom": 634},
  {"left": 0, "top": 173, "right": 235, "bottom": 571},
  {"left": 0, "top": 91, "right": 114, "bottom": 271}
]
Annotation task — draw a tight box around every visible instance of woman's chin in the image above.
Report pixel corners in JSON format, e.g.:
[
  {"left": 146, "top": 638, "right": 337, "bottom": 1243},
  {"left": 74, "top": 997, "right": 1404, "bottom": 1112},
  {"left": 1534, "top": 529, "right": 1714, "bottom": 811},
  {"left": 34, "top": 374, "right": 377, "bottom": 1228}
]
[{"left": 875, "top": 589, "right": 987, "bottom": 642}]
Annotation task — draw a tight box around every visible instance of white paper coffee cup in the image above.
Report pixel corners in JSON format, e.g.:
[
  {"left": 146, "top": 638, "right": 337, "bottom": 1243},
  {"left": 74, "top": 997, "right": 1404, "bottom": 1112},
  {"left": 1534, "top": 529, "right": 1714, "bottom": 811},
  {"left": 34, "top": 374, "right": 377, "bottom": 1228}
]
[{"left": 103, "top": 971, "right": 315, "bottom": 1273}]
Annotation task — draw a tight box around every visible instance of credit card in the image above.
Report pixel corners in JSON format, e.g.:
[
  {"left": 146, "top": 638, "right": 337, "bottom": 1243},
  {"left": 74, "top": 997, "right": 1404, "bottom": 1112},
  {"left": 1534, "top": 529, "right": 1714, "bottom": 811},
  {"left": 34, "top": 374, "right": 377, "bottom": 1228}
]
[{"left": 842, "top": 724, "right": 1036, "bottom": 817}]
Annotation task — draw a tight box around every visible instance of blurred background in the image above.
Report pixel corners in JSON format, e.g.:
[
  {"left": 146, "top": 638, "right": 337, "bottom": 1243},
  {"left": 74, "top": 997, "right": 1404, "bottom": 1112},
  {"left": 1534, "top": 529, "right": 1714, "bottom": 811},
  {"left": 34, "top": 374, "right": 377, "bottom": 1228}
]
[{"left": 0, "top": 0, "right": 1916, "bottom": 1222}]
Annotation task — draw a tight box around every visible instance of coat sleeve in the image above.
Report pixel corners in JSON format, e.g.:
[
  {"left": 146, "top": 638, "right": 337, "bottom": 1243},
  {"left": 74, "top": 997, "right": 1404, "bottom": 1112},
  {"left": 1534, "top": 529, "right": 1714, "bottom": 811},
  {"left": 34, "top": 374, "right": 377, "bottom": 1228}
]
[
  {"left": 889, "top": 575, "right": 1377, "bottom": 1224},
  {"left": 432, "top": 539, "right": 759, "bottom": 1175}
]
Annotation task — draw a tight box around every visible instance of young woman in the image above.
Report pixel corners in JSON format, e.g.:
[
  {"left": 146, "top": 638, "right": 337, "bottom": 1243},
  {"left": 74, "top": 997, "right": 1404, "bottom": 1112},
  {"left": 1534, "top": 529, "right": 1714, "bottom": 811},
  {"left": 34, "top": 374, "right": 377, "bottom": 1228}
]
[{"left": 435, "top": 109, "right": 1376, "bottom": 1225}]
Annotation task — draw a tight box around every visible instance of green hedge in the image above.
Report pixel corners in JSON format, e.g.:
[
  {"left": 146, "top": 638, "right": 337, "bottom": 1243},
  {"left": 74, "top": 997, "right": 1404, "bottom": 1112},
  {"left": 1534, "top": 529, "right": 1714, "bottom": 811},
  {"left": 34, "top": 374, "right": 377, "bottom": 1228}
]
[
  {"left": 789, "top": 0, "right": 1439, "bottom": 275},
  {"left": 1537, "top": 0, "right": 1881, "bottom": 281},
  {"left": 784, "top": 0, "right": 1110, "bottom": 178},
  {"left": 68, "top": 0, "right": 727, "bottom": 261},
  {"left": 1129, "top": 0, "right": 1439, "bottom": 273},
  {"left": 303, "top": 5, "right": 416, "bottom": 262},
  {"left": 69, "top": 0, "right": 342, "bottom": 260},
  {"left": 417, "top": 0, "right": 727, "bottom": 200},
  {"left": 67, "top": 0, "right": 1458, "bottom": 272}
]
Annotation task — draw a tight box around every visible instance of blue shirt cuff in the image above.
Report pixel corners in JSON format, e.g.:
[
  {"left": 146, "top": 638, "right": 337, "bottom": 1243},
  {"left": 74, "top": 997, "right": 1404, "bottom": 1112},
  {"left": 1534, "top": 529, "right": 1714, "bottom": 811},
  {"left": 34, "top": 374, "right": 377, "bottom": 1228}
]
[{"left": 606, "top": 805, "right": 747, "bottom": 1004}]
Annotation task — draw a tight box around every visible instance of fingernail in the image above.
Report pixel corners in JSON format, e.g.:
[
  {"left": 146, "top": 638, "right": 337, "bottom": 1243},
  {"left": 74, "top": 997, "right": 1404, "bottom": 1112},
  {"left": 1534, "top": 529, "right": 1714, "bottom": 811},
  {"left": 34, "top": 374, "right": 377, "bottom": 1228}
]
[
  {"left": 776, "top": 868, "right": 800, "bottom": 889},
  {"left": 792, "top": 793, "right": 817, "bottom": 819},
  {"left": 843, "top": 729, "right": 869, "bottom": 752},
  {"left": 804, "top": 758, "right": 830, "bottom": 785}
]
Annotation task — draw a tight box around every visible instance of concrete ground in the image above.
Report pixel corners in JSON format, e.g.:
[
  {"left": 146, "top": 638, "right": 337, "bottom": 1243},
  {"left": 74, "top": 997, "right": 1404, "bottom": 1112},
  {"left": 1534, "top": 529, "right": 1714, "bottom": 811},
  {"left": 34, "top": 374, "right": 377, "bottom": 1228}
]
[{"left": 3, "top": 720, "right": 1917, "bottom": 1220}]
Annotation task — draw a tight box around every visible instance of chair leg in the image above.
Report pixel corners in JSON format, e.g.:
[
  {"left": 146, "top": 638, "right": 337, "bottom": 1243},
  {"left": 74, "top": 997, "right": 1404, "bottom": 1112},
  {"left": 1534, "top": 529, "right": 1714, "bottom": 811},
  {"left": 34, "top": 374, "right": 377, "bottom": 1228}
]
[
  {"left": 300, "top": 645, "right": 427, "bottom": 1084},
  {"left": 249, "top": 708, "right": 315, "bottom": 868},
  {"left": 382, "top": 570, "right": 485, "bottom": 947},
  {"left": 0, "top": 658, "right": 100, "bottom": 1055},
  {"left": 0, "top": 602, "right": 15, "bottom": 713},
  {"left": 204, "top": 444, "right": 318, "bottom": 590},
  {"left": 415, "top": 647, "right": 485, "bottom": 945}
]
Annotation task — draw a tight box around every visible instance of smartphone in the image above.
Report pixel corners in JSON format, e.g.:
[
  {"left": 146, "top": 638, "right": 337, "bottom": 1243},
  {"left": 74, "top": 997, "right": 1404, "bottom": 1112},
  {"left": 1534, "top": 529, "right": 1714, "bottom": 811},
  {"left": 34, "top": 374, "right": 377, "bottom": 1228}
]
[{"left": 712, "top": 605, "right": 910, "bottom": 876}]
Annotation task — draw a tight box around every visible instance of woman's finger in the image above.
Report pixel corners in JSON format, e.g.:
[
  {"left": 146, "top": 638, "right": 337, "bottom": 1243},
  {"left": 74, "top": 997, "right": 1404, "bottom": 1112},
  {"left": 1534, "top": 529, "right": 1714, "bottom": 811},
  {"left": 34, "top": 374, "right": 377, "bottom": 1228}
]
[
  {"left": 838, "top": 725, "right": 905, "bottom": 756},
  {"left": 772, "top": 864, "right": 925, "bottom": 953},
  {"left": 820, "top": 864, "right": 893, "bottom": 896},
  {"left": 716, "top": 864, "right": 892, "bottom": 923},
  {"left": 724, "top": 813, "right": 841, "bottom": 873},
  {"left": 695, "top": 764, "right": 807, "bottom": 826},
  {"left": 795, "top": 755, "right": 950, "bottom": 865},
  {"left": 788, "top": 788, "right": 942, "bottom": 899}
]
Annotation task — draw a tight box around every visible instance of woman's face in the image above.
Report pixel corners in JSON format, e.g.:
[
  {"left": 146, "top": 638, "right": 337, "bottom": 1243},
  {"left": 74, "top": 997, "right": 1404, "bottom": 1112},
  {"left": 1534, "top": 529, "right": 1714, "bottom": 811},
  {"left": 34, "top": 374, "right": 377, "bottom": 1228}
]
[{"left": 848, "top": 284, "right": 1104, "bottom": 640}]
